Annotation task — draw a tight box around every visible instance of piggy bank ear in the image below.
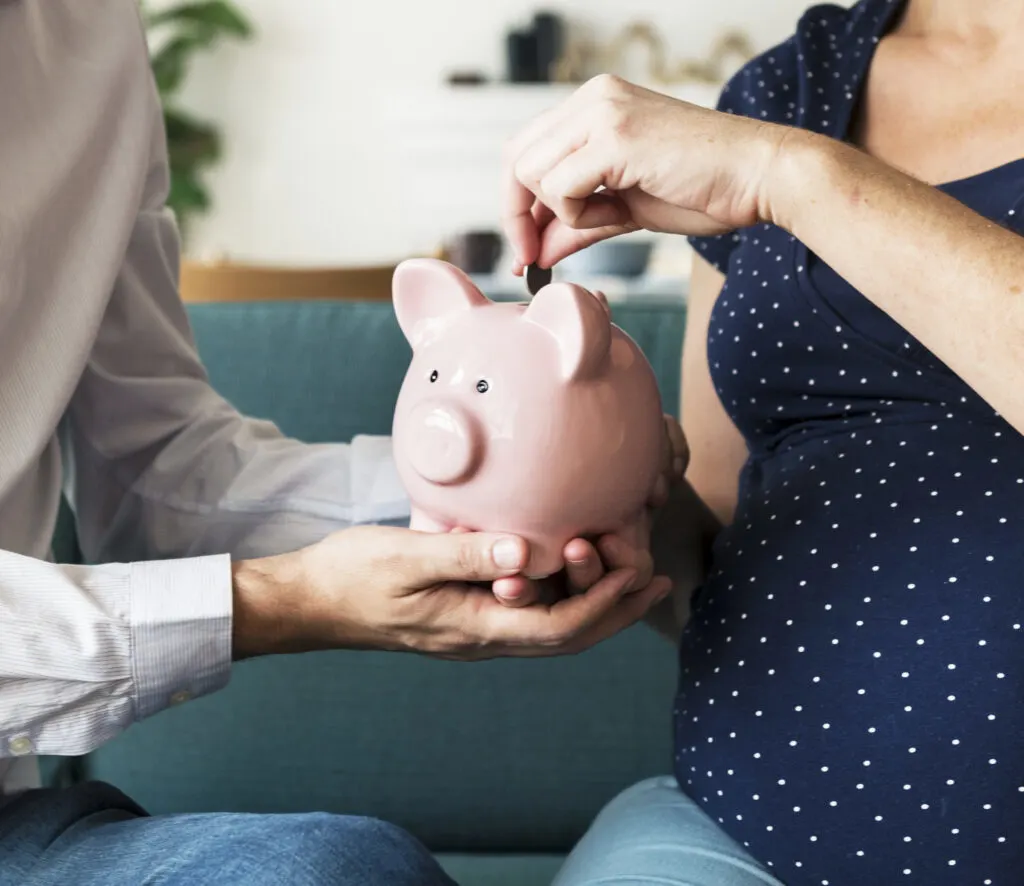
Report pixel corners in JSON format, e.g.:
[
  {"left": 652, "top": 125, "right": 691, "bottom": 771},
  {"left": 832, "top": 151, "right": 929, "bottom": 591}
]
[
  {"left": 522, "top": 283, "right": 612, "bottom": 381},
  {"left": 393, "top": 258, "right": 489, "bottom": 347}
]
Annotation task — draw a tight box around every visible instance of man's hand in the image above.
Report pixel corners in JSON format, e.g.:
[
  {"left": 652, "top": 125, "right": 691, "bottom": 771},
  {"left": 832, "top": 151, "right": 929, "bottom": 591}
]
[{"left": 230, "top": 525, "right": 671, "bottom": 662}]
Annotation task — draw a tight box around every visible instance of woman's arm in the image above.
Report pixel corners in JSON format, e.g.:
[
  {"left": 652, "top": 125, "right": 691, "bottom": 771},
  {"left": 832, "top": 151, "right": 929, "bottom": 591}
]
[
  {"left": 645, "top": 256, "right": 745, "bottom": 641},
  {"left": 767, "top": 132, "right": 1024, "bottom": 433},
  {"left": 501, "top": 74, "right": 1024, "bottom": 434}
]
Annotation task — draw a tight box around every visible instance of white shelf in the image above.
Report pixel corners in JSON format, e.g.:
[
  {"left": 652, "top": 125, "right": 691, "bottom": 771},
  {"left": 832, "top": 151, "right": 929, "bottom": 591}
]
[
  {"left": 369, "top": 80, "right": 716, "bottom": 267},
  {"left": 376, "top": 80, "right": 720, "bottom": 136}
]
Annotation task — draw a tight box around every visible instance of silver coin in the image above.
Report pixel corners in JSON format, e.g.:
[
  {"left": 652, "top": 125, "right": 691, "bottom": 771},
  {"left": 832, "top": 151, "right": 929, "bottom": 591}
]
[{"left": 526, "top": 263, "right": 552, "bottom": 296}]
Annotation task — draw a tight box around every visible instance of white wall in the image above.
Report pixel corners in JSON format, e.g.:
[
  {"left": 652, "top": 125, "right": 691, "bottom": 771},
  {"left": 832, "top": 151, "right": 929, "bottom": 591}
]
[{"left": 172, "top": 0, "right": 815, "bottom": 265}]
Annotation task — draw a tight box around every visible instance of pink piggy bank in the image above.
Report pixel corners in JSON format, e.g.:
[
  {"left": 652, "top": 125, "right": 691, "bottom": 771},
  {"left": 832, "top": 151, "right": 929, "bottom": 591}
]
[{"left": 391, "top": 258, "right": 665, "bottom": 579}]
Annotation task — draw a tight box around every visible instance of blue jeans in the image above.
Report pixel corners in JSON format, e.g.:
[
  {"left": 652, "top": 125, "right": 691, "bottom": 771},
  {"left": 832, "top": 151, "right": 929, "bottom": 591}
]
[
  {"left": 0, "top": 781, "right": 456, "bottom": 886},
  {"left": 553, "top": 777, "right": 785, "bottom": 886}
]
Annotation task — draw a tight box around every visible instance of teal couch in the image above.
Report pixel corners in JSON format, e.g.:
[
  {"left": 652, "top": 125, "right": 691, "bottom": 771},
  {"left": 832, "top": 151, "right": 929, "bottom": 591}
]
[{"left": 53, "top": 297, "right": 687, "bottom": 886}]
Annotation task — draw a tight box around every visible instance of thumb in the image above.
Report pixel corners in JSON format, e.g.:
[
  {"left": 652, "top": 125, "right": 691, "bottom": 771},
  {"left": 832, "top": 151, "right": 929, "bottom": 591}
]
[
  {"left": 406, "top": 530, "right": 530, "bottom": 586},
  {"left": 538, "top": 217, "right": 634, "bottom": 269}
]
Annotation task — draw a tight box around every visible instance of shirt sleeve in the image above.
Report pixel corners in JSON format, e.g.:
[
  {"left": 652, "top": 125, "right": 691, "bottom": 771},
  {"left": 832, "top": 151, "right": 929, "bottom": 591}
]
[
  {"left": 1, "top": 8, "right": 409, "bottom": 758},
  {"left": 0, "top": 553, "right": 230, "bottom": 758}
]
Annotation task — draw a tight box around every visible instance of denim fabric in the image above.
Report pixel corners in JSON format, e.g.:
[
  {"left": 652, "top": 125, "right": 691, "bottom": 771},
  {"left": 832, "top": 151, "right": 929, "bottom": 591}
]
[
  {"left": 0, "top": 781, "right": 455, "bottom": 886},
  {"left": 553, "top": 777, "right": 784, "bottom": 886}
]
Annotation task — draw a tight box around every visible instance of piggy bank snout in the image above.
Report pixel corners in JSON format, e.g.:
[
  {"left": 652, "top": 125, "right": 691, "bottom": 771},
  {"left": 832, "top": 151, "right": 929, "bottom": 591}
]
[{"left": 405, "top": 400, "right": 481, "bottom": 485}]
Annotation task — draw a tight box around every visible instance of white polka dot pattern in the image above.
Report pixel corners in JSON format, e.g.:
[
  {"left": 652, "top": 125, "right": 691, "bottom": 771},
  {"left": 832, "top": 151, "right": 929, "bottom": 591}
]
[{"left": 677, "top": 1, "right": 1024, "bottom": 883}]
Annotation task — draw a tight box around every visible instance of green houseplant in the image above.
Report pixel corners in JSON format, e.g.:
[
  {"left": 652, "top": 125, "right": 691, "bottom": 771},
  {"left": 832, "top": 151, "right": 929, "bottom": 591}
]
[{"left": 141, "top": 1, "right": 254, "bottom": 240}]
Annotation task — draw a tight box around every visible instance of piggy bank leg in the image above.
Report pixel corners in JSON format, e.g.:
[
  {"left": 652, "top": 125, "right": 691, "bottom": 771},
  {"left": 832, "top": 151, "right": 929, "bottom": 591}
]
[{"left": 409, "top": 507, "right": 451, "bottom": 534}]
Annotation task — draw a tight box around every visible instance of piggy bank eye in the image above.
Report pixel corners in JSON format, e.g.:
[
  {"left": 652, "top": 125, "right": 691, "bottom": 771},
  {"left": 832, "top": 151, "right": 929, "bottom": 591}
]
[
  {"left": 476, "top": 379, "right": 489, "bottom": 394},
  {"left": 429, "top": 370, "right": 439, "bottom": 383}
]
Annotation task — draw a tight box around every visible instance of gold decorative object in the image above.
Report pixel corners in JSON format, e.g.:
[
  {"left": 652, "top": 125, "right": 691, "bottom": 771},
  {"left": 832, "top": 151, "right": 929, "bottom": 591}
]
[
  {"left": 553, "top": 40, "right": 592, "bottom": 84},
  {"left": 554, "top": 22, "right": 756, "bottom": 87}
]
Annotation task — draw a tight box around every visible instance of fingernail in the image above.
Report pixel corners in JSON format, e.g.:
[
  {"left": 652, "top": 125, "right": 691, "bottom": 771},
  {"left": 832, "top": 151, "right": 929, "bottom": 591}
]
[
  {"left": 495, "top": 584, "right": 522, "bottom": 601},
  {"left": 492, "top": 537, "right": 525, "bottom": 571}
]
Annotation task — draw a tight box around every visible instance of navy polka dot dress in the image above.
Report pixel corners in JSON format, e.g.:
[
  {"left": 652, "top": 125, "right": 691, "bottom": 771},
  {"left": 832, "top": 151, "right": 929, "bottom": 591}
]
[{"left": 675, "top": 1, "right": 1024, "bottom": 883}]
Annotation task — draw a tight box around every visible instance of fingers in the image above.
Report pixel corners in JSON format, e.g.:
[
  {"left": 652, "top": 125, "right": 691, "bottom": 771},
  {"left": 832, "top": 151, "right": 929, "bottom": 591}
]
[
  {"left": 485, "top": 565, "right": 639, "bottom": 651},
  {"left": 514, "top": 128, "right": 590, "bottom": 233},
  {"left": 539, "top": 141, "right": 619, "bottom": 214},
  {"left": 531, "top": 568, "right": 672, "bottom": 655},
  {"left": 511, "top": 203, "right": 557, "bottom": 277},
  {"left": 502, "top": 85, "right": 632, "bottom": 269},
  {"left": 502, "top": 184, "right": 542, "bottom": 275},
  {"left": 647, "top": 415, "right": 689, "bottom": 508},
  {"left": 405, "top": 529, "right": 530, "bottom": 587},
  {"left": 536, "top": 216, "right": 635, "bottom": 269},
  {"left": 449, "top": 526, "right": 542, "bottom": 607},
  {"left": 492, "top": 575, "right": 543, "bottom": 608},
  {"left": 430, "top": 570, "right": 671, "bottom": 660},
  {"left": 664, "top": 414, "right": 690, "bottom": 478},
  {"left": 493, "top": 537, "right": 605, "bottom": 608},
  {"left": 647, "top": 473, "right": 671, "bottom": 509},
  {"left": 501, "top": 101, "right": 582, "bottom": 270},
  {"left": 564, "top": 537, "right": 604, "bottom": 594},
  {"left": 571, "top": 575, "right": 673, "bottom": 652},
  {"left": 532, "top": 140, "right": 635, "bottom": 251},
  {"left": 597, "top": 533, "right": 654, "bottom": 591}
]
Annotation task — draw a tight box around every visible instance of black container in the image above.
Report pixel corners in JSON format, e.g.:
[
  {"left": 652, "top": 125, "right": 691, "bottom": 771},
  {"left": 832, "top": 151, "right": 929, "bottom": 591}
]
[
  {"left": 506, "top": 28, "right": 541, "bottom": 82},
  {"left": 532, "top": 12, "right": 564, "bottom": 82},
  {"left": 447, "top": 230, "right": 504, "bottom": 275}
]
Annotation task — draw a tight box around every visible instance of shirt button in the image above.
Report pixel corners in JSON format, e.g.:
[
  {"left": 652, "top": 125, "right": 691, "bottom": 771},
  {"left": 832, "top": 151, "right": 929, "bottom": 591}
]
[
  {"left": 9, "top": 736, "right": 34, "bottom": 756},
  {"left": 170, "top": 690, "right": 192, "bottom": 706}
]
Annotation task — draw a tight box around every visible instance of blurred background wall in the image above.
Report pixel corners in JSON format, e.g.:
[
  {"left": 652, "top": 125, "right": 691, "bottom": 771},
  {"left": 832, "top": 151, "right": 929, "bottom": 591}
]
[{"left": 149, "top": 0, "right": 817, "bottom": 277}]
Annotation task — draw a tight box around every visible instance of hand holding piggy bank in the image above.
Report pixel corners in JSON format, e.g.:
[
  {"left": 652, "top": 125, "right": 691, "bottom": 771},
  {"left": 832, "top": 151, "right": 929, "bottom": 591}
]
[{"left": 391, "top": 259, "right": 666, "bottom": 579}]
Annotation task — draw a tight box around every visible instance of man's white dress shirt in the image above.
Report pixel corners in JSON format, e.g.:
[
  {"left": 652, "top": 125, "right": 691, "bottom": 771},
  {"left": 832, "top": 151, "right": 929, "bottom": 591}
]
[{"left": 0, "top": 0, "right": 408, "bottom": 797}]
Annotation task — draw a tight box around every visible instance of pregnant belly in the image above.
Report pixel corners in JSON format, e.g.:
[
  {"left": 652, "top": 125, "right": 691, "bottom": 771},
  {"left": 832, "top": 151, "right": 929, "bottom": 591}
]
[{"left": 673, "top": 420, "right": 1024, "bottom": 885}]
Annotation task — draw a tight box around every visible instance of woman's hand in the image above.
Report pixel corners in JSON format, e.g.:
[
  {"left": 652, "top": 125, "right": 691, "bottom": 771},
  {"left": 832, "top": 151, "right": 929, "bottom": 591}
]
[
  {"left": 649, "top": 412, "right": 690, "bottom": 509},
  {"left": 500, "top": 74, "right": 789, "bottom": 271}
]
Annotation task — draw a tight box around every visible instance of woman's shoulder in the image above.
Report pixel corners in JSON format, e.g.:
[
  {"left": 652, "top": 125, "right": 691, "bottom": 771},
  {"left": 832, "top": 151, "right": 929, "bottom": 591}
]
[
  {"left": 686, "top": 0, "right": 892, "bottom": 269},
  {"left": 715, "top": 0, "right": 886, "bottom": 126}
]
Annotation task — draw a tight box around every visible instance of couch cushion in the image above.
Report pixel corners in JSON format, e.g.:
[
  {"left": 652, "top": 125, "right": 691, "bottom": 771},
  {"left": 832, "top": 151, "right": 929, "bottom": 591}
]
[
  {"left": 184, "top": 300, "right": 683, "bottom": 439},
  {"left": 85, "top": 298, "right": 686, "bottom": 852},
  {"left": 436, "top": 853, "right": 564, "bottom": 886}
]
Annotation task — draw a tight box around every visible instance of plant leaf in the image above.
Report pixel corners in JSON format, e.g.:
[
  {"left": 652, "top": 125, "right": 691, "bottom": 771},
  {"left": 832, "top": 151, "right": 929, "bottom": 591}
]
[
  {"left": 168, "top": 173, "right": 211, "bottom": 213},
  {"left": 147, "top": 1, "right": 253, "bottom": 39},
  {"left": 151, "top": 32, "right": 221, "bottom": 94},
  {"left": 164, "top": 106, "right": 221, "bottom": 168},
  {"left": 142, "top": 0, "right": 254, "bottom": 241}
]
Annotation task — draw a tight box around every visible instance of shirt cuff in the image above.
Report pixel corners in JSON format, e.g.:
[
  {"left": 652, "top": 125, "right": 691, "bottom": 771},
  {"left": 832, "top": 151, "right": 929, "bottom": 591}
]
[{"left": 127, "top": 554, "right": 233, "bottom": 720}]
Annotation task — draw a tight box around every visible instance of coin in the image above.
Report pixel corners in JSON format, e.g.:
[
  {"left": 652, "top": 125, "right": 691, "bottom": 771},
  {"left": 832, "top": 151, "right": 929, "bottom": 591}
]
[{"left": 525, "top": 262, "right": 552, "bottom": 296}]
